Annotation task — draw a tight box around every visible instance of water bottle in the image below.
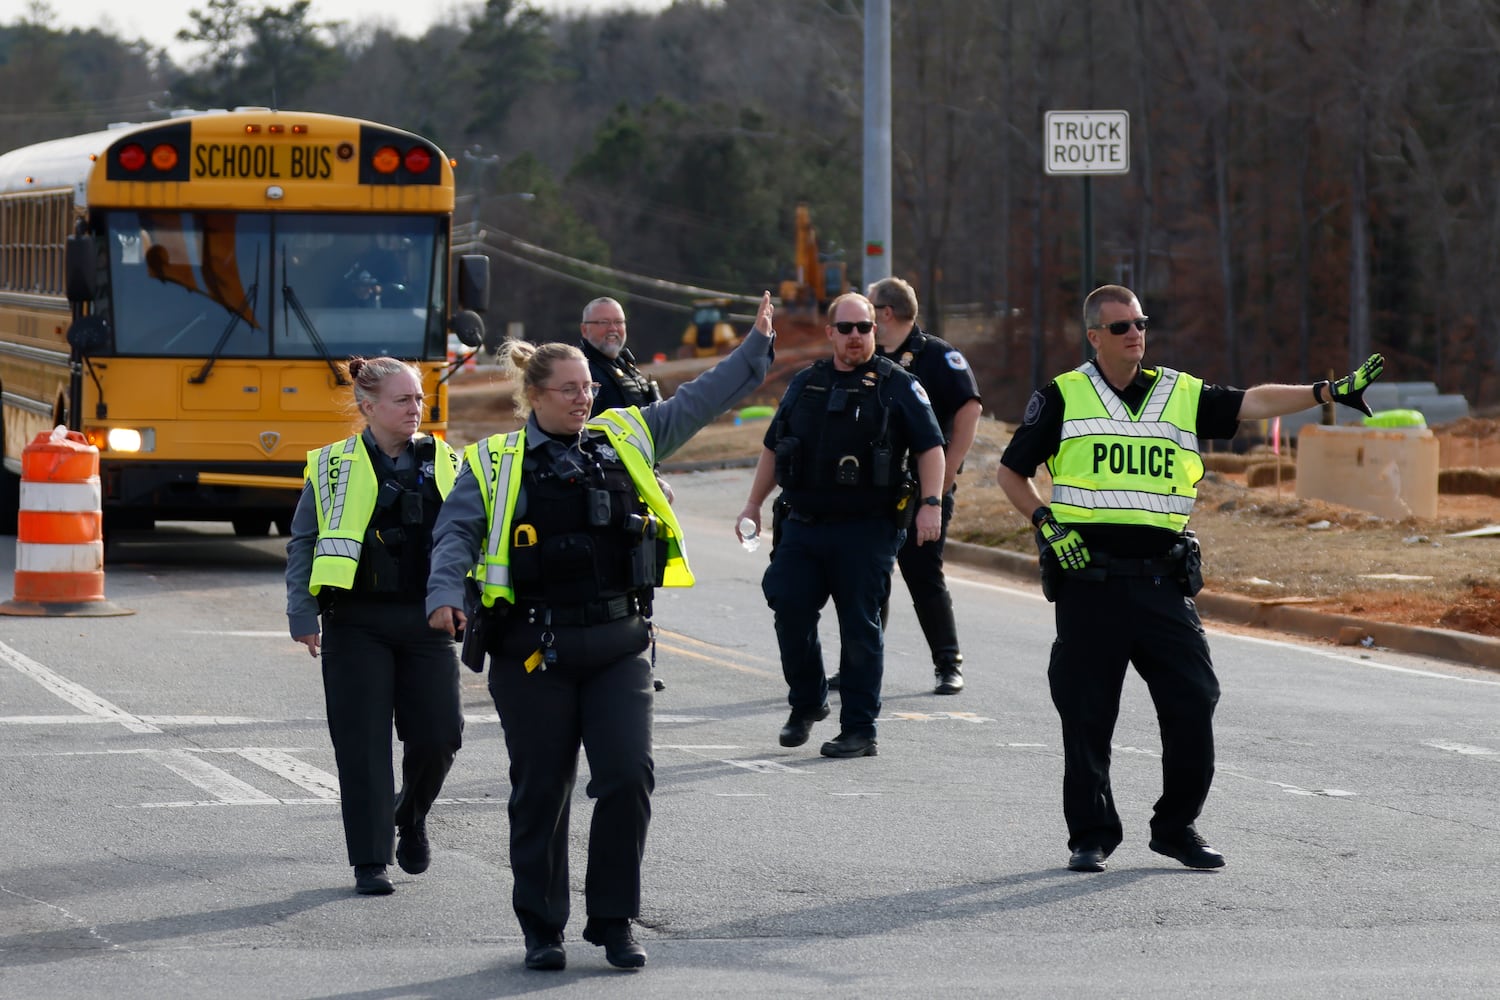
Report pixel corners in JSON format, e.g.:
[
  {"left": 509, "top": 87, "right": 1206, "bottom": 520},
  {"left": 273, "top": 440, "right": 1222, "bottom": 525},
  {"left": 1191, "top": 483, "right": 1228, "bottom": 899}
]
[{"left": 738, "top": 516, "right": 760, "bottom": 553}]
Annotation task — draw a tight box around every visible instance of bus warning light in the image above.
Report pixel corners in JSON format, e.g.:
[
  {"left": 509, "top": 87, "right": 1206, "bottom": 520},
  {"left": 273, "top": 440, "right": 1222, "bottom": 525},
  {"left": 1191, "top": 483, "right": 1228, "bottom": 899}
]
[
  {"left": 118, "top": 144, "right": 147, "bottom": 172},
  {"left": 372, "top": 146, "right": 401, "bottom": 174},
  {"left": 404, "top": 147, "right": 432, "bottom": 174},
  {"left": 150, "top": 144, "right": 179, "bottom": 172}
]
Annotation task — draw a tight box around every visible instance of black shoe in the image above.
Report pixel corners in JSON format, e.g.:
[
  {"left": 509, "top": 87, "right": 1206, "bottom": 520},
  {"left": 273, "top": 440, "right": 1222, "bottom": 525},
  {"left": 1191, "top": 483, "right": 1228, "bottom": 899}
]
[
  {"left": 653, "top": 677, "right": 666, "bottom": 692},
  {"left": 395, "top": 819, "right": 430, "bottom": 875},
  {"left": 819, "top": 731, "right": 878, "bottom": 758},
  {"left": 524, "top": 941, "right": 567, "bottom": 971},
  {"left": 582, "top": 917, "right": 647, "bottom": 969},
  {"left": 353, "top": 863, "right": 393, "bottom": 895},
  {"left": 1149, "top": 830, "right": 1226, "bottom": 869},
  {"left": 778, "top": 704, "right": 831, "bottom": 748},
  {"left": 827, "top": 671, "right": 841, "bottom": 690},
  {"left": 934, "top": 667, "right": 964, "bottom": 695},
  {"left": 1067, "top": 846, "right": 1107, "bottom": 872}
]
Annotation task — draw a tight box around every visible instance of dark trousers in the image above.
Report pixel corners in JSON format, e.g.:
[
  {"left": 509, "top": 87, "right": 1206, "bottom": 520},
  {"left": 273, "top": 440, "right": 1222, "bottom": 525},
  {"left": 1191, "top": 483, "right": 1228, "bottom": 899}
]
[
  {"left": 1048, "top": 574, "right": 1220, "bottom": 853},
  {"left": 891, "top": 489, "right": 962, "bottom": 666},
  {"left": 762, "top": 516, "right": 902, "bottom": 738},
  {"left": 488, "top": 616, "right": 655, "bottom": 938},
  {"left": 321, "top": 601, "right": 463, "bottom": 867}
]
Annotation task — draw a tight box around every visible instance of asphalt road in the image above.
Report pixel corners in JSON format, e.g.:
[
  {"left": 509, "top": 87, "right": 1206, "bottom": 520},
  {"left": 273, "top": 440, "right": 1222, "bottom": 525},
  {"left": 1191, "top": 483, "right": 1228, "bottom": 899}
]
[{"left": 2, "top": 466, "right": 1498, "bottom": 998}]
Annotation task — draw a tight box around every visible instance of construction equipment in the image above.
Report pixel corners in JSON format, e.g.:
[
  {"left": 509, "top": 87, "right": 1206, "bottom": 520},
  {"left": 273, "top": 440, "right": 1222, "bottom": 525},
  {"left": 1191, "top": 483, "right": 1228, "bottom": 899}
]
[
  {"left": 777, "top": 203, "right": 848, "bottom": 315},
  {"left": 679, "top": 297, "right": 740, "bottom": 358}
]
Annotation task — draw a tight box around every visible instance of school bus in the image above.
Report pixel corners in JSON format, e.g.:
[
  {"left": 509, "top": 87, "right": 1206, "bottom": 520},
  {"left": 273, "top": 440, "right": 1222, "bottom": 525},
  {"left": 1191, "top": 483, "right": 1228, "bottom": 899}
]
[{"left": 0, "top": 108, "right": 491, "bottom": 539}]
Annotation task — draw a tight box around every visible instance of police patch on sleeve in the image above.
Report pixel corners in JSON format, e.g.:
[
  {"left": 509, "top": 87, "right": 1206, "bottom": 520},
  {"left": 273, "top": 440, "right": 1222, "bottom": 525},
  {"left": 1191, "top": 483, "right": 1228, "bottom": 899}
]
[
  {"left": 944, "top": 350, "right": 968, "bottom": 370},
  {"left": 912, "top": 381, "right": 932, "bottom": 406},
  {"left": 1022, "top": 390, "right": 1045, "bottom": 426}
]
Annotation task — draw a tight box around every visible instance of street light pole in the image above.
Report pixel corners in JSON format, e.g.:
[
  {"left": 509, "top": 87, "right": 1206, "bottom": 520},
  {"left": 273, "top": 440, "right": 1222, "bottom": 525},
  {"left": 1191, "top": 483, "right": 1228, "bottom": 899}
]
[{"left": 462, "top": 144, "right": 502, "bottom": 237}]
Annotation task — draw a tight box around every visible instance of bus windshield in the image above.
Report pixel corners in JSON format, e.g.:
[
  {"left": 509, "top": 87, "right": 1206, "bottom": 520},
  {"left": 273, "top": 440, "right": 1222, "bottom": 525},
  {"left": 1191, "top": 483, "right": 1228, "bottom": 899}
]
[{"left": 105, "top": 212, "right": 446, "bottom": 359}]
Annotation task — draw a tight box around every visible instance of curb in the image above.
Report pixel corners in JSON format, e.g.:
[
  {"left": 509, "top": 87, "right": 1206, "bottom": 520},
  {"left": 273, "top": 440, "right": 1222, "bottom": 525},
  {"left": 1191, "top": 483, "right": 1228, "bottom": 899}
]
[
  {"left": 944, "top": 541, "right": 1500, "bottom": 672},
  {"left": 656, "top": 459, "right": 1500, "bottom": 672}
]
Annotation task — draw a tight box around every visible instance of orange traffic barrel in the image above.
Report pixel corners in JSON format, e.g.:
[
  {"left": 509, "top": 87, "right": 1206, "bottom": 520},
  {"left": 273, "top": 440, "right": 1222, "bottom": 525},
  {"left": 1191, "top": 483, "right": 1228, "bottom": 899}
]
[{"left": 0, "top": 427, "right": 132, "bottom": 617}]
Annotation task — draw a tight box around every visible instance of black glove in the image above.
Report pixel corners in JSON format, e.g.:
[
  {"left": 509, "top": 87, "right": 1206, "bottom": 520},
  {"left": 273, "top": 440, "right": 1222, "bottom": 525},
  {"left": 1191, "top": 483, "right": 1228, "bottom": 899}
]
[
  {"left": 1032, "top": 506, "right": 1090, "bottom": 571},
  {"left": 1318, "top": 353, "right": 1385, "bottom": 417}
]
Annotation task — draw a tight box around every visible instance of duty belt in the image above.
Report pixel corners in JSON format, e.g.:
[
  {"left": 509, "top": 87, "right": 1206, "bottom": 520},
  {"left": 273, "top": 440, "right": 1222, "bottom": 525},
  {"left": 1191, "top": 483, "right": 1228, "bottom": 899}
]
[
  {"left": 1092, "top": 550, "right": 1184, "bottom": 577},
  {"left": 788, "top": 509, "right": 883, "bottom": 525},
  {"left": 516, "top": 593, "right": 644, "bottom": 627}
]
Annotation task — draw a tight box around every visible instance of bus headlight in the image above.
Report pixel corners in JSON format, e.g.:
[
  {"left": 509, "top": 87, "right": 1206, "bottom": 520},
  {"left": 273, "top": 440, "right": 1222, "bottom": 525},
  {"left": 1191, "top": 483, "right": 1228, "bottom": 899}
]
[{"left": 104, "top": 428, "right": 155, "bottom": 453}]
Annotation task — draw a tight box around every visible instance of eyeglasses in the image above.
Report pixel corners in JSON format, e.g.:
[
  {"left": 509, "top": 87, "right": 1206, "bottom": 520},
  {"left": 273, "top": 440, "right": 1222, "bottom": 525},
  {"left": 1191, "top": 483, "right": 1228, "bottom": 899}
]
[
  {"left": 833, "top": 321, "right": 875, "bottom": 335},
  {"left": 542, "top": 382, "right": 602, "bottom": 400},
  {"left": 583, "top": 319, "right": 626, "bottom": 328},
  {"left": 1092, "top": 318, "right": 1149, "bottom": 335}
]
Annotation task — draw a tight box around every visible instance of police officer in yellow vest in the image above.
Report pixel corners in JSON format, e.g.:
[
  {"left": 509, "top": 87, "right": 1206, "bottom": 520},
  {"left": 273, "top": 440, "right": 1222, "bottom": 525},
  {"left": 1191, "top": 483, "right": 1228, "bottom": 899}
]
[
  {"left": 285, "top": 357, "right": 463, "bottom": 897},
  {"left": 426, "top": 292, "right": 776, "bottom": 972},
  {"left": 997, "top": 284, "right": 1384, "bottom": 875}
]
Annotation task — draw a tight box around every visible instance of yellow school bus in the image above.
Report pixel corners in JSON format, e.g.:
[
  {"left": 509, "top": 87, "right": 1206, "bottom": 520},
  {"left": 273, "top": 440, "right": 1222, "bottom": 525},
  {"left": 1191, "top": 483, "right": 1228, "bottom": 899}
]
[{"left": 0, "top": 108, "right": 491, "bottom": 538}]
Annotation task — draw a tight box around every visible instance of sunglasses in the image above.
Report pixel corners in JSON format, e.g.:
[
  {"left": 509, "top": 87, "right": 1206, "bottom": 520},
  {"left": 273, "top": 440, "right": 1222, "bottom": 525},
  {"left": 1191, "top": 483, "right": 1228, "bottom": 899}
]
[
  {"left": 1093, "top": 318, "right": 1149, "bottom": 335},
  {"left": 833, "top": 321, "right": 875, "bottom": 335}
]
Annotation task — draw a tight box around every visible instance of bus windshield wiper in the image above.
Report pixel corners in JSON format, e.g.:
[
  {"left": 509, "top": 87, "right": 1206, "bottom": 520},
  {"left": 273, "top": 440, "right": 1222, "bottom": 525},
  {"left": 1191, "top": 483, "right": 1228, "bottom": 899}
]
[
  {"left": 189, "top": 252, "right": 260, "bottom": 384},
  {"left": 280, "top": 254, "right": 350, "bottom": 387}
]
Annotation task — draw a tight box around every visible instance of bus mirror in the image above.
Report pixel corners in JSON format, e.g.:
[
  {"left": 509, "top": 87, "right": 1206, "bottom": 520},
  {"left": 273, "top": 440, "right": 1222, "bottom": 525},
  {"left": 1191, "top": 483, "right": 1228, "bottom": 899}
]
[
  {"left": 457, "top": 254, "right": 491, "bottom": 314},
  {"left": 449, "top": 309, "right": 484, "bottom": 349},
  {"left": 67, "top": 315, "right": 110, "bottom": 354},
  {"left": 66, "top": 235, "right": 99, "bottom": 303}
]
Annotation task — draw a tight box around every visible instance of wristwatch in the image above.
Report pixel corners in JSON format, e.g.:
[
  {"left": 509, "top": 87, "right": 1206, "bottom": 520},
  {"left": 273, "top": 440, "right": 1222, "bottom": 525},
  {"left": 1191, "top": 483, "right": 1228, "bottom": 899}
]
[{"left": 921, "top": 495, "right": 941, "bottom": 507}]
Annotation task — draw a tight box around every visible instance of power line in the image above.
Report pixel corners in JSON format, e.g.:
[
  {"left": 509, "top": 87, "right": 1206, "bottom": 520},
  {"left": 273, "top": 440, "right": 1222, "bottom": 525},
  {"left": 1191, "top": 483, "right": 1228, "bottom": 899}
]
[{"left": 458, "top": 223, "right": 764, "bottom": 307}]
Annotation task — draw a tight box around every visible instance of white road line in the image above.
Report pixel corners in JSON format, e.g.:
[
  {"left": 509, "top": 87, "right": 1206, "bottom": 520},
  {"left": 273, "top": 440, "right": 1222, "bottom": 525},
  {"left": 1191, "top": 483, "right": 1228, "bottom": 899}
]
[
  {"left": 726, "top": 759, "right": 801, "bottom": 773},
  {"left": 0, "top": 716, "right": 115, "bottom": 725},
  {"left": 1425, "top": 740, "right": 1498, "bottom": 756},
  {"left": 147, "top": 749, "right": 277, "bottom": 804},
  {"left": 181, "top": 631, "right": 288, "bottom": 638},
  {"left": 0, "top": 640, "right": 159, "bottom": 733},
  {"left": 1220, "top": 633, "right": 1500, "bottom": 686},
  {"left": 234, "top": 748, "right": 340, "bottom": 799},
  {"left": 138, "top": 795, "right": 504, "bottom": 809}
]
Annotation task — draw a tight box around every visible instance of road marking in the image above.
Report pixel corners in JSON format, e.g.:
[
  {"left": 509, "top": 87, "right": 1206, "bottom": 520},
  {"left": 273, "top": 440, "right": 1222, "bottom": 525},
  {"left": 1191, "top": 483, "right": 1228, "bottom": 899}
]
[
  {"left": 181, "top": 630, "right": 288, "bottom": 638},
  {"left": 655, "top": 638, "right": 779, "bottom": 679},
  {"left": 656, "top": 715, "right": 720, "bottom": 724},
  {"left": 147, "top": 749, "right": 278, "bottom": 804},
  {"left": 726, "top": 759, "right": 801, "bottom": 774},
  {"left": 1228, "top": 633, "right": 1500, "bottom": 686},
  {"left": 1425, "top": 740, "right": 1498, "bottom": 756},
  {"left": 0, "top": 640, "right": 159, "bottom": 733},
  {"left": 886, "top": 711, "right": 994, "bottom": 723},
  {"left": 234, "top": 748, "right": 341, "bottom": 799}
]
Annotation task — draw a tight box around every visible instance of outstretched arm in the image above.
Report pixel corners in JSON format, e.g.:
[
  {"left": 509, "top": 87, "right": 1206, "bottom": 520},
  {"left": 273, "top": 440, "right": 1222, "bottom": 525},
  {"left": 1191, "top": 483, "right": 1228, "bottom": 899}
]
[{"left": 1238, "top": 354, "right": 1385, "bottom": 420}]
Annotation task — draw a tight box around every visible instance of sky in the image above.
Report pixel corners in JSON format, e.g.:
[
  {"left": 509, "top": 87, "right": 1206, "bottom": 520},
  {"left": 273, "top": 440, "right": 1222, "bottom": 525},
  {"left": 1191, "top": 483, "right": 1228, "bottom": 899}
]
[{"left": 28, "top": 0, "right": 677, "bottom": 65}]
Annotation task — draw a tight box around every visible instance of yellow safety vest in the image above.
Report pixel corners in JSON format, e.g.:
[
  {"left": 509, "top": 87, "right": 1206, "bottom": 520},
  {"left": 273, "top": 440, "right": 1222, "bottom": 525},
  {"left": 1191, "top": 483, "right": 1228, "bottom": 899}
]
[
  {"left": 306, "top": 434, "right": 458, "bottom": 594},
  {"left": 1046, "top": 365, "right": 1204, "bottom": 532},
  {"left": 469, "top": 407, "right": 695, "bottom": 608}
]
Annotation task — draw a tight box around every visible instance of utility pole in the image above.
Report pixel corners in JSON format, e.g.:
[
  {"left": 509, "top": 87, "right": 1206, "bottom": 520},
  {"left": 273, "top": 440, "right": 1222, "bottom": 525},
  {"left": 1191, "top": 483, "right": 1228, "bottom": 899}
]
[{"left": 862, "top": 0, "right": 892, "bottom": 288}]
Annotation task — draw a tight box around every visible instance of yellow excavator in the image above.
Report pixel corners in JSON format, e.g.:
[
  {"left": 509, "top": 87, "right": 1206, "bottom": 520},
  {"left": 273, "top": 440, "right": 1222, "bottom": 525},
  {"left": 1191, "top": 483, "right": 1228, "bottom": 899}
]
[{"left": 777, "top": 202, "right": 848, "bottom": 315}]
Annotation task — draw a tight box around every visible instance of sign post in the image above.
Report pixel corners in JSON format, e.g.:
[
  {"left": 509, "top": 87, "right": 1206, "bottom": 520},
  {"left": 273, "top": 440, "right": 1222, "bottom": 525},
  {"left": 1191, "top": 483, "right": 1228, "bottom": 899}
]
[{"left": 1045, "top": 110, "right": 1131, "bottom": 359}]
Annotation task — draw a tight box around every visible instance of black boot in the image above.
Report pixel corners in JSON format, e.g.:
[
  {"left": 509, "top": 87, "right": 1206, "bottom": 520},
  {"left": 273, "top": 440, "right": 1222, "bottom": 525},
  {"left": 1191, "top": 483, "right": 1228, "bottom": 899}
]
[{"left": 914, "top": 592, "right": 964, "bottom": 694}]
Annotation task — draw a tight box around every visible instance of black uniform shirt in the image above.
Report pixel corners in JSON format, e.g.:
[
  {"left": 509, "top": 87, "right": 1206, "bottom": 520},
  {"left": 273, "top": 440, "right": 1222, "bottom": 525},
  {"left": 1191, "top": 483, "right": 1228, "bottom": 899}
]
[
  {"left": 581, "top": 340, "right": 658, "bottom": 413},
  {"left": 999, "top": 362, "right": 1245, "bottom": 557},
  {"left": 876, "top": 326, "right": 981, "bottom": 443}
]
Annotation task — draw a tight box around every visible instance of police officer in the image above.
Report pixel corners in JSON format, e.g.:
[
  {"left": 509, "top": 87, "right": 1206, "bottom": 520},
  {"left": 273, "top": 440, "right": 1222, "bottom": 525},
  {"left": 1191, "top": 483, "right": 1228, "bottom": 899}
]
[
  {"left": 285, "top": 356, "right": 463, "bottom": 896},
  {"left": 426, "top": 292, "right": 776, "bottom": 972},
  {"left": 579, "top": 296, "right": 662, "bottom": 413},
  {"left": 739, "top": 292, "right": 946, "bottom": 759},
  {"left": 996, "top": 284, "right": 1385, "bottom": 874},
  {"left": 869, "top": 276, "right": 981, "bottom": 695}
]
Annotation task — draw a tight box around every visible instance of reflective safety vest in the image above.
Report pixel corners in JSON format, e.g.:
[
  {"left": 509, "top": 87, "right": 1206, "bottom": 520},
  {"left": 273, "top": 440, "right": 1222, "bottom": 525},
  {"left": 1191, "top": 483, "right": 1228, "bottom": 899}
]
[
  {"left": 469, "top": 406, "right": 694, "bottom": 608},
  {"left": 1046, "top": 364, "right": 1204, "bottom": 532},
  {"left": 306, "top": 434, "right": 458, "bottom": 594}
]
